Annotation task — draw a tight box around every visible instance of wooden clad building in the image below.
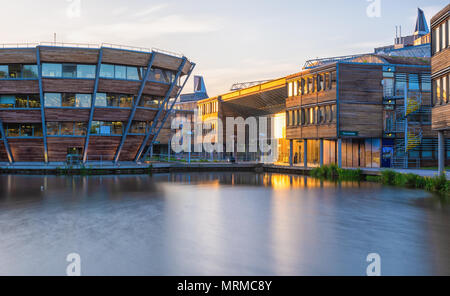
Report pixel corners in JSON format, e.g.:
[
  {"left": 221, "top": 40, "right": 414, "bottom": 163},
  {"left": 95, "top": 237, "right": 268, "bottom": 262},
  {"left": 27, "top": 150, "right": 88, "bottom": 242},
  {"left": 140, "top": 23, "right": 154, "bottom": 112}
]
[
  {"left": 0, "top": 43, "right": 194, "bottom": 164},
  {"left": 431, "top": 4, "right": 450, "bottom": 174}
]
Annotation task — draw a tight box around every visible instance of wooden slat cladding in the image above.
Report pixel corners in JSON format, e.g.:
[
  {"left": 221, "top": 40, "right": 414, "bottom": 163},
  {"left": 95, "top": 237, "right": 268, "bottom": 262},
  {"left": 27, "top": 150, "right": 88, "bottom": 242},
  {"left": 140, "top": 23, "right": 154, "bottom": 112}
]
[
  {"left": 0, "top": 110, "right": 42, "bottom": 123},
  {"left": 143, "top": 82, "right": 170, "bottom": 97},
  {"left": 338, "top": 63, "right": 383, "bottom": 104},
  {"left": 339, "top": 103, "right": 383, "bottom": 138},
  {"left": 0, "top": 49, "right": 37, "bottom": 64},
  {"left": 134, "top": 108, "right": 157, "bottom": 121},
  {"left": 182, "top": 60, "right": 193, "bottom": 75},
  {"left": 430, "top": 4, "right": 449, "bottom": 26},
  {"left": 47, "top": 137, "right": 86, "bottom": 161},
  {"left": 8, "top": 138, "right": 45, "bottom": 162},
  {"left": 432, "top": 104, "right": 450, "bottom": 130},
  {"left": 97, "top": 79, "right": 140, "bottom": 94},
  {"left": 101, "top": 48, "right": 150, "bottom": 66},
  {"left": 39, "top": 47, "right": 99, "bottom": 64},
  {"left": 153, "top": 53, "right": 183, "bottom": 72},
  {"left": 45, "top": 109, "right": 90, "bottom": 122},
  {"left": 0, "top": 142, "right": 7, "bottom": 161},
  {"left": 87, "top": 136, "right": 121, "bottom": 161},
  {"left": 42, "top": 78, "right": 95, "bottom": 93},
  {"left": 0, "top": 80, "right": 39, "bottom": 94},
  {"left": 118, "top": 135, "right": 144, "bottom": 161},
  {"left": 93, "top": 108, "right": 131, "bottom": 121},
  {"left": 431, "top": 49, "right": 450, "bottom": 75}
]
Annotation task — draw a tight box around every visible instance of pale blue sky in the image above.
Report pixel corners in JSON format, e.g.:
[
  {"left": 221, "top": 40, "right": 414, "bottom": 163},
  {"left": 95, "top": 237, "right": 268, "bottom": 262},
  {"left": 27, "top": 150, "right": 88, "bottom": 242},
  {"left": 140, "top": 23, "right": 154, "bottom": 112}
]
[{"left": 1, "top": 0, "right": 447, "bottom": 95}]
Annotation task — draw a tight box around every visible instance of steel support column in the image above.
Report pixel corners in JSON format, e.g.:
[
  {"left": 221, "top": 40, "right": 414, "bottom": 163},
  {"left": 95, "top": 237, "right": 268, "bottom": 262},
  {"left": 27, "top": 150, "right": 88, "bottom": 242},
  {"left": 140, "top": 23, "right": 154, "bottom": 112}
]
[
  {"left": 303, "top": 139, "right": 308, "bottom": 168},
  {"left": 0, "top": 120, "right": 14, "bottom": 164},
  {"left": 289, "top": 139, "right": 293, "bottom": 167},
  {"left": 319, "top": 139, "right": 324, "bottom": 167},
  {"left": 140, "top": 62, "right": 196, "bottom": 162},
  {"left": 438, "top": 131, "right": 445, "bottom": 175},
  {"left": 113, "top": 52, "right": 156, "bottom": 163},
  {"left": 36, "top": 47, "right": 48, "bottom": 163},
  {"left": 337, "top": 138, "right": 342, "bottom": 168},
  {"left": 83, "top": 48, "right": 103, "bottom": 163},
  {"left": 134, "top": 58, "right": 194, "bottom": 162}
]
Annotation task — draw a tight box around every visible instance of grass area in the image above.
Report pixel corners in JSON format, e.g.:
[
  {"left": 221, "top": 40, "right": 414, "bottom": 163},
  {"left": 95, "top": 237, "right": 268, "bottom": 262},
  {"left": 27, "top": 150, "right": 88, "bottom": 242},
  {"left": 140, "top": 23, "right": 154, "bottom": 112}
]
[
  {"left": 310, "top": 165, "right": 450, "bottom": 198},
  {"left": 420, "top": 167, "right": 450, "bottom": 171}
]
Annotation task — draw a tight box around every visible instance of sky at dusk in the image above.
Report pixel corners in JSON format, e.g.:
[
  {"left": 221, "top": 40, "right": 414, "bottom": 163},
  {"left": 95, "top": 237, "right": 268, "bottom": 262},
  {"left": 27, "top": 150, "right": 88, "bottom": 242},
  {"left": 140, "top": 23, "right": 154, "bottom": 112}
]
[{"left": 1, "top": 0, "right": 448, "bottom": 96}]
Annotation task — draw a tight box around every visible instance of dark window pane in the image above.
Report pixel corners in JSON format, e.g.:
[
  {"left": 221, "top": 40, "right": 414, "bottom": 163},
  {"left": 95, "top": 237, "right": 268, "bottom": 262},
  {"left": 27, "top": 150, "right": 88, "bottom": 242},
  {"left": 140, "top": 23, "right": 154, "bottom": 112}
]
[
  {"left": 62, "top": 64, "right": 77, "bottom": 78},
  {"left": 22, "top": 65, "right": 38, "bottom": 78},
  {"left": 8, "top": 64, "right": 21, "bottom": 78},
  {"left": 62, "top": 93, "right": 76, "bottom": 107},
  {"left": 47, "top": 122, "right": 59, "bottom": 136},
  {"left": 60, "top": 122, "right": 74, "bottom": 135}
]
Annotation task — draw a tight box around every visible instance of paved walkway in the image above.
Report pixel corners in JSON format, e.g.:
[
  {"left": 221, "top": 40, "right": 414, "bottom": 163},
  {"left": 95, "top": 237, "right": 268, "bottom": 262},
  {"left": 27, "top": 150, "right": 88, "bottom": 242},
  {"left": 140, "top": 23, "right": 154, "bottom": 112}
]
[{"left": 1, "top": 161, "right": 449, "bottom": 180}]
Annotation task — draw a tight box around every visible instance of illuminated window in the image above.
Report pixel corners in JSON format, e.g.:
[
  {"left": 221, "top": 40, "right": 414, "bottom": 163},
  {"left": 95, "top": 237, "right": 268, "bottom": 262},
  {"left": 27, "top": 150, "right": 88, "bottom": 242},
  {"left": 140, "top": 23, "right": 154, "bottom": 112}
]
[
  {"left": 293, "top": 81, "right": 298, "bottom": 96},
  {"left": 288, "top": 82, "right": 293, "bottom": 97}
]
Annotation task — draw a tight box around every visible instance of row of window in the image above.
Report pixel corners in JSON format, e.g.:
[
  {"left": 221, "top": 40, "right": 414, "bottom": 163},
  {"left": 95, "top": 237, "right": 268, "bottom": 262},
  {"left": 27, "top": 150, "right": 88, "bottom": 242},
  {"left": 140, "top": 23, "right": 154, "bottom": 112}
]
[
  {"left": 1, "top": 92, "right": 164, "bottom": 109},
  {"left": 0, "top": 64, "right": 38, "bottom": 79},
  {"left": 47, "top": 122, "right": 87, "bottom": 136},
  {"left": 44, "top": 93, "right": 92, "bottom": 108},
  {"left": 198, "top": 101, "right": 218, "bottom": 115},
  {"left": 433, "top": 73, "right": 449, "bottom": 106},
  {"left": 0, "top": 95, "right": 41, "bottom": 108},
  {"left": 1, "top": 121, "right": 155, "bottom": 138},
  {"left": 287, "top": 105, "right": 337, "bottom": 127},
  {"left": 3, "top": 123, "right": 43, "bottom": 137},
  {"left": 383, "top": 72, "right": 431, "bottom": 97},
  {"left": 432, "top": 18, "right": 450, "bottom": 55},
  {"left": 40, "top": 63, "right": 177, "bottom": 84},
  {"left": 288, "top": 72, "right": 336, "bottom": 97}
]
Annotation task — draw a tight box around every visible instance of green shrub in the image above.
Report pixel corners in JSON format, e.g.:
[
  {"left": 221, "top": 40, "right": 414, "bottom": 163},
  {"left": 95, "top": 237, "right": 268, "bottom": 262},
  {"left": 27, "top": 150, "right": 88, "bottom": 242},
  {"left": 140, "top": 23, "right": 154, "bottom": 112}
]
[
  {"left": 381, "top": 170, "right": 396, "bottom": 185},
  {"left": 366, "top": 175, "right": 381, "bottom": 182}
]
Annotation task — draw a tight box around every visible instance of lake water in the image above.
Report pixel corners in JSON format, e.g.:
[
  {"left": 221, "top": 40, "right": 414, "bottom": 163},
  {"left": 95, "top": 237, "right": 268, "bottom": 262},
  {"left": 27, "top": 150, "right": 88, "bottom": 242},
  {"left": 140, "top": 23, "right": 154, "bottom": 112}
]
[{"left": 0, "top": 172, "right": 449, "bottom": 276}]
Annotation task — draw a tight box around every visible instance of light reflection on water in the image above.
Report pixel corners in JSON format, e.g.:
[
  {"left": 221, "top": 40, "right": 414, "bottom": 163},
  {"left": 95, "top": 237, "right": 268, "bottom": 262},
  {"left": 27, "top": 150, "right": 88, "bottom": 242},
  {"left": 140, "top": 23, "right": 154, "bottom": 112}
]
[{"left": 0, "top": 172, "right": 449, "bottom": 276}]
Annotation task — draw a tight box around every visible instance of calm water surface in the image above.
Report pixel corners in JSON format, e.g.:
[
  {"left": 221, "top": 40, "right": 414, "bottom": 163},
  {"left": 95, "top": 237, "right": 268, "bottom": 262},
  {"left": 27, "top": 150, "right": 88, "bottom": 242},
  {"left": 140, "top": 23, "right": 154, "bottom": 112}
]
[{"left": 0, "top": 172, "right": 449, "bottom": 276}]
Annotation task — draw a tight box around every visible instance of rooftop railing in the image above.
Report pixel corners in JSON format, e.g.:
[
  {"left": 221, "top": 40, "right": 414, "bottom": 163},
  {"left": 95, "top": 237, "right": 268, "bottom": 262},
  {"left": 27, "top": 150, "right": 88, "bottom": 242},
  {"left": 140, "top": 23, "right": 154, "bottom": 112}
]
[{"left": 0, "top": 42, "right": 186, "bottom": 59}]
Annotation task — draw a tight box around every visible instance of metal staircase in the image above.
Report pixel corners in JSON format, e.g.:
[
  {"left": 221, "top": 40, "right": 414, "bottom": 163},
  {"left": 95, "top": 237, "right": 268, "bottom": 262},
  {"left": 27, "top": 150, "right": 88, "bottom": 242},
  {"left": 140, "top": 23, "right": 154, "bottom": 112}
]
[{"left": 390, "top": 89, "right": 423, "bottom": 168}]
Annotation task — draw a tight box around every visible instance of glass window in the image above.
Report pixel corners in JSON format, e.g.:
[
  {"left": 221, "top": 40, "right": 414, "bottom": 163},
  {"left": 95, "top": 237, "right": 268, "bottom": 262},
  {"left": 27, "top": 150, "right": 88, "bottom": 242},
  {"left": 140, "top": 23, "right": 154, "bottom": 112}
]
[
  {"left": 288, "top": 82, "right": 293, "bottom": 97},
  {"left": 395, "top": 73, "right": 407, "bottom": 96},
  {"left": 140, "top": 96, "right": 160, "bottom": 108},
  {"left": 7, "top": 64, "right": 20, "bottom": 78},
  {"left": 62, "top": 93, "right": 76, "bottom": 107},
  {"left": 47, "top": 122, "right": 59, "bottom": 136},
  {"left": 130, "top": 121, "right": 147, "bottom": 134},
  {"left": 293, "top": 81, "right": 298, "bottom": 96},
  {"left": 436, "top": 26, "right": 441, "bottom": 53},
  {"left": 44, "top": 93, "right": 62, "bottom": 107},
  {"left": 106, "top": 94, "right": 119, "bottom": 107},
  {"left": 0, "top": 95, "right": 15, "bottom": 108},
  {"left": 28, "top": 95, "right": 41, "bottom": 108},
  {"left": 115, "top": 65, "right": 126, "bottom": 79},
  {"left": 22, "top": 65, "right": 38, "bottom": 78},
  {"left": 331, "top": 105, "right": 336, "bottom": 123},
  {"left": 408, "top": 74, "right": 419, "bottom": 90},
  {"left": 421, "top": 74, "right": 431, "bottom": 92},
  {"left": 443, "top": 75, "right": 448, "bottom": 104},
  {"left": 0, "top": 65, "right": 8, "bottom": 78},
  {"left": 95, "top": 93, "right": 107, "bottom": 107},
  {"left": 20, "top": 123, "right": 34, "bottom": 137},
  {"left": 300, "top": 78, "right": 305, "bottom": 95},
  {"left": 74, "top": 122, "right": 87, "bottom": 136},
  {"left": 126, "top": 66, "right": 139, "bottom": 80},
  {"left": 60, "top": 122, "right": 74, "bottom": 135},
  {"left": 62, "top": 64, "right": 77, "bottom": 78},
  {"left": 119, "top": 95, "right": 133, "bottom": 108},
  {"left": 77, "top": 65, "right": 96, "bottom": 78},
  {"left": 42, "top": 63, "right": 62, "bottom": 77},
  {"left": 436, "top": 78, "right": 442, "bottom": 105},
  {"left": 75, "top": 94, "right": 91, "bottom": 107},
  {"left": 100, "top": 64, "right": 114, "bottom": 78}
]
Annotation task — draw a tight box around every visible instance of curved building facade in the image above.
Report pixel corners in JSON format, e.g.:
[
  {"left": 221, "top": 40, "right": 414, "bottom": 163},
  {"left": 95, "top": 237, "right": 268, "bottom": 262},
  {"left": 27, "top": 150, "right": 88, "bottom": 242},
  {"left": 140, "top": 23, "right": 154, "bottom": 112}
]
[{"left": 0, "top": 43, "right": 195, "bottom": 164}]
